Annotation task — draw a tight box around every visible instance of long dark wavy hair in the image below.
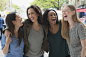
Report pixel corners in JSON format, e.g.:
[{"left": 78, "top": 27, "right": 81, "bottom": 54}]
[
  {"left": 6, "top": 12, "right": 23, "bottom": 46},
  {"left": 26, "top": 5, "right": 43, "bottom": 24},
  {"left": 43, "top": 9, "right": 59, "bottom": 27}
]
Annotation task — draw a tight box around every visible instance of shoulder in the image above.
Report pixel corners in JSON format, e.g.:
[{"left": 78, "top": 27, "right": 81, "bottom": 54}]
[
  {"left": 76, "top": 23, "right": 86, "bottom": 33},
  {"left": 41, "top": 24, "right": 48, "bottom": 34},
  {"left": 0, "top": 17, "right": 4, "bottom": 20},
  {"left": 0, "top": 17, "right": 1, "bottom": 19},
  {"left": 23, "top": 19, "right": 32, "bottom": 28},
  {"left": 41, "top": 24, "right": 48, "bottom": 30},
  {"left": 77, "top": 23, "right": 85, "bottom": 29}
]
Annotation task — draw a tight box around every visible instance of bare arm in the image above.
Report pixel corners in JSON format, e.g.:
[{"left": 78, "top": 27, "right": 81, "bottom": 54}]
[
  {"left": 3, "top": 30, "right": 12, "bottom": 55},
  {"left": 81, "top": 39, "right": 86, "bottom": 57}
]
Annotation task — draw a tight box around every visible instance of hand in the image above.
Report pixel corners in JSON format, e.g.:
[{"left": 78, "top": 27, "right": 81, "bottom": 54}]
[
  {"left": 4, "top": 30, "right": 11, "bottom": 37},
  {"left": 6, "top": 35, "right": 12, "bottom": 44}
]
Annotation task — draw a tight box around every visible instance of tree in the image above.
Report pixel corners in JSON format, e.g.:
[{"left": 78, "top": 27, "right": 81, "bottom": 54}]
[
  {"left": 12, "top": 4, "right": 20, "bottom": 9},
  {"left": 0, "top": 0, "right": 20, "bottom": 12},
  {"left": 0, "top": 0, "right": 8, "bottom": 11},
  {"left": 30, "top": 0, "right": 68, "bottom": 10}
]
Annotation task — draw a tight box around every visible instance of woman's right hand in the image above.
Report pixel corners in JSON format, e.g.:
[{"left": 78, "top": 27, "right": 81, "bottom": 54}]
[
  {"left": 4, "top": 30, "right": 12, "bottom": 44},
  {"left": 4, "top": 30, "right": 11, "bottom": 37},
  {"left": 6, "top": 35, "right": 12, "bottom": 44},
  {"left": 3, "top": 30, "right": 12, "bottom": 55}
]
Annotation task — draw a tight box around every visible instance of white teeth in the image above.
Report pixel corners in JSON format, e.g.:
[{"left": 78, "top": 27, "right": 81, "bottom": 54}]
[
  {"left": 31, "top": 18, "right": 34, "bottom": 19},
  {"left": 64, "top": 15, "right": 66, "bottom": 16},
  {"left": 52, "top": 18, "right": 55, "bottom": 19}
]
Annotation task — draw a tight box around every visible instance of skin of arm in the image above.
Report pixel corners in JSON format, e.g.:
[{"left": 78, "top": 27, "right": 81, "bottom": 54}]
[
  {"left": 3, "top": 30, "right": 12, "bottom": 55},
  {"left": 81, "top": 39, "right": 86, "bottom": 57}
]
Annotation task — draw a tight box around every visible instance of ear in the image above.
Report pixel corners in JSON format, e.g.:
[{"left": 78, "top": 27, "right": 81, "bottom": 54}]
[
  {"left": 12, "top": 21, "right": 16, "bottom": 25},
  {"left": 72, "top": 11, "right": 75, "bottom": 15}
]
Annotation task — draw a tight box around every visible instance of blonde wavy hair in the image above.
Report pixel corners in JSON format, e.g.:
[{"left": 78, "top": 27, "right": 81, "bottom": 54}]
[{"left": 61, "top": 4, "right": 86, "bottom": 45}]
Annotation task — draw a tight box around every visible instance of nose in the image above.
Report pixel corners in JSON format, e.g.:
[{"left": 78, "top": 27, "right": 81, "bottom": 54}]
[
  {"left": 52, "top": 15, "right": 56, "bottom": 17},
  {"left": 20, "top": 17, "right": 22, "bottom": 20},
  {"left": 62, "top": 11, "right": 65, "bottom": 14},
  {"left": 29, "top": 14, "right": 32, "bottom": 18},
  {"left": 62, "top": 11, "right": 66, "bottom": 15}
]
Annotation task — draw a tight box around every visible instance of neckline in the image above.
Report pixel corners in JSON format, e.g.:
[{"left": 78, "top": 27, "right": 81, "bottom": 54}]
[
  {"left": 49, "top": 23, "right": 61, "bottom": 35},
  {"left": 69, "top": 22, "right": 78, "bottom": 31},
  {"left": 32, "top": 24, "right": 41, "bottom": 32}
]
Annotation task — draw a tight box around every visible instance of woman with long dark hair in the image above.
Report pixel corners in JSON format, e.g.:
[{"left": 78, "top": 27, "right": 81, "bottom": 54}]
[
  {"left": 1, "top": 12, "right": 24, "bottom": 57},
  {"left": 43, "top": 9, "right": 70, "bottom": 57},
  {"left": 3, "top": 5, "right": 49, "bottom": 57},
  {"left": 23, "top": 5, "right": 49, "bottom": 57}
]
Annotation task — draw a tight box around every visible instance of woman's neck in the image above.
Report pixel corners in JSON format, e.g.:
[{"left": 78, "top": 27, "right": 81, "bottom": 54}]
[
  {"left": 49, "top": 24, "right": 58, "bottom": 30},
  {"left": 33, "top": 21, "right": 40, "bottom": 27},
  {"left": 49, "top": 23, "right": 59, "bottom": 34},
  {"left": 68, "top": 19, "right": 77, "bottom": 30},
  {"left": 14, "top": 26, "right": 19, "bottom": 36}
]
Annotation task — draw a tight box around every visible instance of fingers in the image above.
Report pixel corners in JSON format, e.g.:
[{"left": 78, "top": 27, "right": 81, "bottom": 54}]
[
  {"left": 6, "top": 35, "right": 12, "bottom": 44},
  {"left": 4, "top": 30, "right": 11, "bottom": 37}
]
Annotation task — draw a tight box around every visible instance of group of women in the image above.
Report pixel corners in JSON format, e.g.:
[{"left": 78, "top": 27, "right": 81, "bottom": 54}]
[{"left": 1, "top": 4, "right": 86, "bottom": 57}]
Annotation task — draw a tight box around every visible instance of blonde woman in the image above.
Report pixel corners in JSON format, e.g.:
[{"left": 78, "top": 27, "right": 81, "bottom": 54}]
[{"left": 61, "top": 4, "right": 86, "bottom": 57}]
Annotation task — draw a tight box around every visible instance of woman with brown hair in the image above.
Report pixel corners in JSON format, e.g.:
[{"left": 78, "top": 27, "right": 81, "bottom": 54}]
[
  {"left": 61, "top": 4, "right": 86, "bottom": 57},
  {"left": 3, "top": 5, "right": 49, "bottom": 57},
  {"left": 43, "top": 9, "right": 70, "bottom": 57},
  {"left": 1, "top": 12, "right": 24, "bottom": 57},
  {"left": 23, "top": 5, "right": 49, "bottom": 57}
]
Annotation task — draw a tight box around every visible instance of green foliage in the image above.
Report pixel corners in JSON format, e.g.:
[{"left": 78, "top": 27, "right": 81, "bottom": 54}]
[
  {"left": 12, "top": 4, "right": 20, "bottom": 9},
  {"left": 0, "top": 0, "right": 20, "bottom": 11},
  {"left": 0, "top": 0, "right": 7, "bottom": 11},
  {"left": 30, "top": 0, "right": 68, "bottom": 10}
]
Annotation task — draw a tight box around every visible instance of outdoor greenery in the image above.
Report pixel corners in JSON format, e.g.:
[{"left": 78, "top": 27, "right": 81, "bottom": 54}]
[
  {"left": 0, "top": 0, "right": 7, "bottom": 11},
  {"left": 31, "top": 0, "right": 69, "bottom": 10},
  {"left": 0, "top": 0, "right": 20, "bottom": 11},
  {"left": 12, "top": 4, "right": 20, "bottom": 10}
]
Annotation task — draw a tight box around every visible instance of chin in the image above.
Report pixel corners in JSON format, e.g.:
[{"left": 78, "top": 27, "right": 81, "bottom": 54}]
[
  {"left": 52, "top": 22, "right": 56, "bottom": 25},
  {"left": 64, "top": 19, "right": 68, "bottom": 21},
  {"left": 31, "top": 20, "right": 35, "bottom": 23}
]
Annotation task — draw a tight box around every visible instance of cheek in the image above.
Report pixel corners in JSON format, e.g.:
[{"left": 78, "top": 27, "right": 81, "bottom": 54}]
[
  {"left": 48, "top": 18, "right": 51, "bottom": 23},
  {"left": 20, "top": 20, "right": 22, "bottom": 22},
  {"left": 35, "top": 16, "right": 38, "bottom": 20},
  {"left": 56, "top": 16, "right": 57, "bottom": 19},
  {"left": 28, "top": 15, "right": 30, "bottom": 19},
  {"left": 67, "top": 11, "right": 70, "bottom": 14},
  {"left": 47, "top": 18, "right": 49, "bottom": 21}
]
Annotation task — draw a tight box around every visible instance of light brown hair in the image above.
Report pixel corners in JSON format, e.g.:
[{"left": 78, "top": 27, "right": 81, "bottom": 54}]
[{"left": 61, "top": 4, "right": 86, "bottom": 45}]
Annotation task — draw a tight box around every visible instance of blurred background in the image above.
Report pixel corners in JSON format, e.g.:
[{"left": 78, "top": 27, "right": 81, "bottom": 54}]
[
  {"left": 0, "top": 0, "right": 86, "bottom": 57},
  {"left": 0, "top": 0, "right": 86, "bottom": 21}
]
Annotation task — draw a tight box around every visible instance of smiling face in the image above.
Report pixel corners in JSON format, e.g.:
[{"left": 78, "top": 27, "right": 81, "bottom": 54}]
[
  {"left": 12, "top": 13, "right": 23, "bottom": 27},
  {"left": 47, "top": 10, "right": 57, "bottom": 25},
  {"left": 62, "top": 5, "right": 75, "bottom": 21},
  {"left": 28, "top": 8, "right": 39, "bottom": 23}
]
